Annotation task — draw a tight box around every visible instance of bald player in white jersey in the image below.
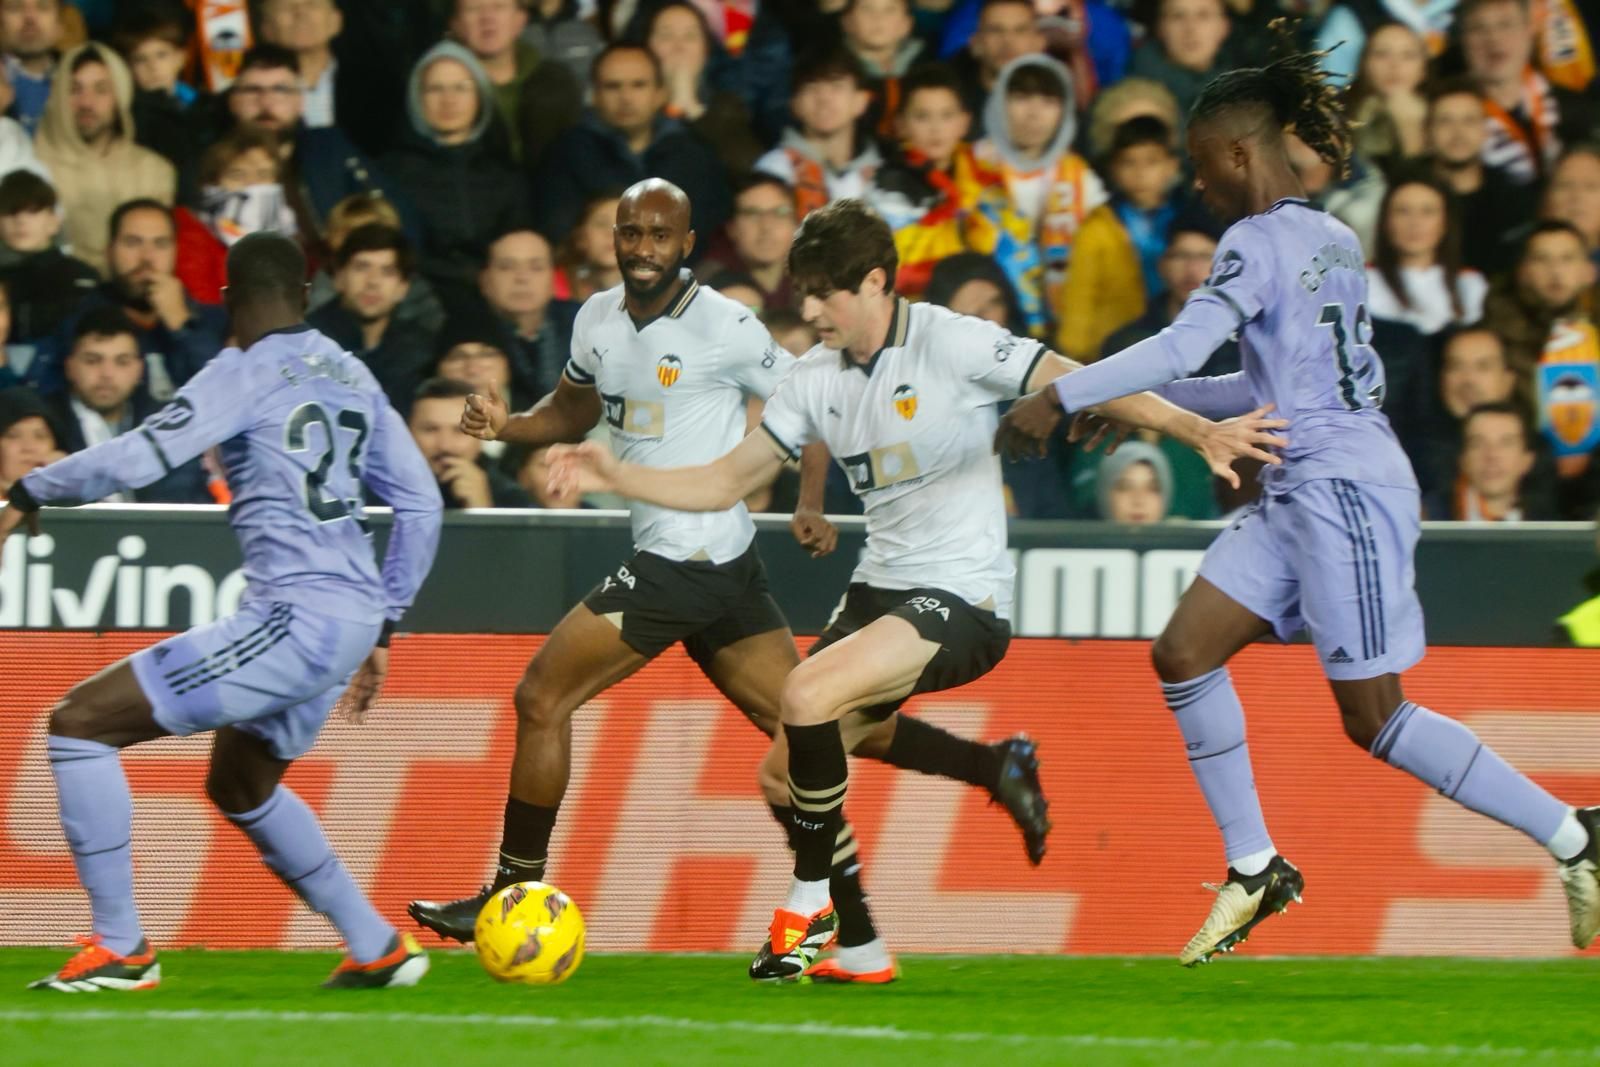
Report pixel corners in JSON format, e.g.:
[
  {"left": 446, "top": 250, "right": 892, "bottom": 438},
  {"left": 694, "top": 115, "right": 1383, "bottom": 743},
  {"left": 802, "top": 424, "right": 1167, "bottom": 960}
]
[
  {"left": 408, "top": 181, "right": 1053, "bottom": 978},
  {"left": 547, "top": 197, "right": 1288, "bottom": 980}
]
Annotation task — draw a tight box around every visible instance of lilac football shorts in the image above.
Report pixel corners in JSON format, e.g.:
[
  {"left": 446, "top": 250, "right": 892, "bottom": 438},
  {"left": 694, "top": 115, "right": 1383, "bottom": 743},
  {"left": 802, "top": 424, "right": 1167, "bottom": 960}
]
[
  {"left": 1198, "top": 478, "right": 1426, "bottom": 680},
  {"left": 131, "top": 599, "right": 382, "bottom": 760}
]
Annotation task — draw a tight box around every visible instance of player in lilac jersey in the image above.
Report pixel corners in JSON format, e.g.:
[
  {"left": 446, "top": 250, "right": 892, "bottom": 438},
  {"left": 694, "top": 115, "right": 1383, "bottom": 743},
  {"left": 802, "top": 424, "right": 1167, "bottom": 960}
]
[
  {"left": 998, "top": 29, "right": 1600, "bottom": 965},
  {"left": 0, "top": 233, "right": 444, "bottom": 991}
]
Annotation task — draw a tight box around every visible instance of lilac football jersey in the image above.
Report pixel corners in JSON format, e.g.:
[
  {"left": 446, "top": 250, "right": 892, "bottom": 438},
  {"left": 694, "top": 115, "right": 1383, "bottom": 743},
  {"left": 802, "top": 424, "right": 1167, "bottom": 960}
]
[
  {"left": 1197, "top": 199, "right": 1417, "bottom": 493},
  {"left": 21, "top": 325, "right": 442, "bottom": 625}
]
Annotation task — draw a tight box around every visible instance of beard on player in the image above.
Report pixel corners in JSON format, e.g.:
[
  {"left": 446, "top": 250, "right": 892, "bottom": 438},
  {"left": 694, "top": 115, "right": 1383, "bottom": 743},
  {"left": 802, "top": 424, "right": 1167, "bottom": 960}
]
[{"left": 620, "top": 248, "right": 688, "bottom": 303}]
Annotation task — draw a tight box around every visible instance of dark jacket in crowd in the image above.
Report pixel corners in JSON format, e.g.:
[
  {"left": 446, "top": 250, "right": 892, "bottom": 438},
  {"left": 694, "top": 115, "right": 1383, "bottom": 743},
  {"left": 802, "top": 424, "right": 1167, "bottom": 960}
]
[
  {"left": 132, "top": 88, "right": 220, "bottom": 207},
  {"left": 440, "top": 456, "right": 532, "bottom": 510},
  {"left": 1451, "top": 165, "right": 1540, "bottom": 278},
  {"left": 285, "top": 122, "right": 420, "bottom": 247},
  {"left": 40, "top": 387, "right": 211, "bottom": 504},
  {"left": 37, "top": 285, "right": 229, "bottom": 398},
  {"left": 381, "top": 43, "right": 534, "bottom": 313},
  {"left": 1, "top": 248, "right": 100, "bottom": 343},
  {"left": 307, "top": 299, "right": 436, "bottom": 417}
]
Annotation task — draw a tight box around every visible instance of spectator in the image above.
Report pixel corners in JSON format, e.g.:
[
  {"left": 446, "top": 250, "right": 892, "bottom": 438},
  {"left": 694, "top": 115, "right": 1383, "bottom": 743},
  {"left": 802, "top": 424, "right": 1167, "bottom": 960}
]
[
  {"left": 1486, "top": 220, "right": 1599, "bottom": 384},
  {"left": 755, "top": 47, "right": 882, "bottom": 219},
  {"left": 554, "top": 191, "right": 622, "bottom": 303},
  {"left": 174, "top": 128, "right": 298, "bottom": 305},
  {"left": 36, "top": 43, "right": 175, "bottom": 275},
  {"left": 1368, "top": 176, "right": 1488, "bottom": 336},
  {"left": 1459, "top": 0, "right": 1594, "bottom": 186},
  {"left": 50, "top": 199, "right": 228, "bottom": 398},
  {"left": 522, "top": 0, "right": 605, "bottom": 88},
  {"left": 433, "top": 317, "right": 514, "bottom": 401},
  {"left": 517, "top": 443, "right": 587, "bottom": 508},
  {"left": 306, "top": 192, "right": 448, "bottom": 334},
  {"left": 0, "top": 384, "right": 63, "bottom": 497},
  {"left": 2, "top": 0, "right": 63, "bottom": 136},
  {"left": 1101, "top": 213, "right": 1239, "bottom": 376},
  {"left": 1286, "top": 130, "right": 1386, "bottom": 254},
  {"left": 536, "top": 43, "right": 730, "bottom": 246},
  {"left": 381, "top": 42, "right": 532, "bottom": 315},
  {"left": 952, "top": 0, "right": 1044, "bottom": 135},
  {"left": 643, "top": 1, "right": 762, "bottom": 178},
  {"left": 1084, "top": 75, "right": 1180, "bottom": 163},
  {"left": 762, "top": 307, "right": 818, "bottom": 356},
  {"left": 256, "top": 0, "right": 397, "bottom": 151},
  {"left": 1348, "top": 23, "right": 1430, "bottom": 175},
  {"left": 1056, "top": 115, "right": 1180, "bottom": 360},
  {"left": 1410, "top": 326, "right": 1519, "bottom": 496},
  {"left": 1126, "top": 0, "right": 1231, "bottom": 131},
  {"left": 111, "top": 2, "right": 214, "bottom": 205},
  {"left": 1096, "top": 441, "right": 1173, "bottom": 525},
  {"left": 1445, "top": 402, "right": 1545, "bottom": 520},
  {"left": 0, "top": 171, "right": 95, "bottom": 342},
  {"left": 694, "top": 174, "right": 796, "bottom": 313},
  {"left": 1425, "top": 78, "right": 1538, "bottom": 276},
  {"left": 867, "top": 63, "right": 971, "bottom": 299},
  {"left": 959, "top": 54, "right": 1105, "bottom": 338},
  {"left": 840, "top": 0, "right": 924, "bottom": 135},
  {"left": 1545, "top": 143, "right": 1600, "bottom": 267},
  {"left": 706, "top": 268, "right": 764, "bottom": 310},
  {"left": 226, "top": 45, "right": 415, "bottom": 251},
  {"left": 307, "top": 223, "right": 434, "bottom": 415},
  {"left": 449, "top": 0, "right": 583, "bottom": 169},
  {"left": 43, "top": 306, "right": 209, "bottom": 503},
  {"left": 926, "top": 250, "right": 1025, "bottom": 329},
  {"left": 408, "top": 375, "right": 532, "bottom": 508},
  {"left": 941, "top": 0, "right": 1129, "bottom": 101},
  {"left": 472, "top": 228, "right": 578, "bottom": 408}
]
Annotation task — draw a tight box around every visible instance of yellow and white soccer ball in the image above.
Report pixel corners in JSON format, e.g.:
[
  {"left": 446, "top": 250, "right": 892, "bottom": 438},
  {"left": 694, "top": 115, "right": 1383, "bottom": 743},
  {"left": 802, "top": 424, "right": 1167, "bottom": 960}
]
[{"left": 474, "top": 881, "right": 586, "bottom": 985}]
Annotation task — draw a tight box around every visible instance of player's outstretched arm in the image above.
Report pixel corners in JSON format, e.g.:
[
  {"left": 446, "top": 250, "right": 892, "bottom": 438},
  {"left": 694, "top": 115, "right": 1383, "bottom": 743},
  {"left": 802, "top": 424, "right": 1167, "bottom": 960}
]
[
  {"left": 547, "top": 429, "right": 786, "bottom": 513},
  {"left": 462, "top": 378, "right": 601, "bottom": 447}
]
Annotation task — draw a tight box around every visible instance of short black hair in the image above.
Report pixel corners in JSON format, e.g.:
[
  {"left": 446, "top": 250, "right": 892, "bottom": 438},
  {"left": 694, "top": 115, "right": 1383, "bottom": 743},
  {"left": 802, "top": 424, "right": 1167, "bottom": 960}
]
[
  {"left": 236, "top": 43, "right": 299, "bottom": 79},
  {"left": 1463, "top": 400, "right": 1536, "bottom": 450},
  {"left": 791, "top": 46, "right": 867, "bottom": 94},
  {"left": 433, "top": 316, "right": 509, "bottom": 361},
  {"left": 1427, "top": 74, "right": 1484, "bottom": 107},
  {"left": 225, "top": 232, "right": 307, "bottom": 305},
  {"left": 1166, "top": 204, "right": 1224, "bottom": 244},
  {"left": 734, "top": 171, "right": 795, "bottom": 203},
  {"left": 70, "top": 307, "right": 140, "bottom": 353},
  {"left": 111, "top": 0, "right": 192, "bottom": 53},
  {"left": 334, "top": 223, "right": 415, "bottom": 278},
  {"left": 590, "top": 42, "right": 662, "bottom": 87},
  {"left": 1005, "top": 62, "right": 1067, "bottom": 100},
  {"left": 707, "top": 269, "right": 762, "bottom": 294},
  {"left": 70, "top": 44, "right": 114, "bottom": 76},
  {"left": 109, "top": 198, "right": 174, "bottom": 244},
  {"left": 760, "top": 308, "right": 811, "bottom": 337},
  {"left": 1456, "top": 0, "right": 1529, "bottom": 27},
  {"left": 1522, "top": 218, "right": 1591, "bottom": 257},
  {"left": 788, "top": 198, "right": 897, "bottom": 296},
  {"left": 0, "top": 170, "right": 56, "bottom": 215},
  {"left": 896, "top": 63, "right": 967, "bottom": 115},
  {"left": 1109, "top": 114, "right": 1175, "bottom": 158},
  {"left": 413, "top": 376, "right": 475, "bottom": 404}
]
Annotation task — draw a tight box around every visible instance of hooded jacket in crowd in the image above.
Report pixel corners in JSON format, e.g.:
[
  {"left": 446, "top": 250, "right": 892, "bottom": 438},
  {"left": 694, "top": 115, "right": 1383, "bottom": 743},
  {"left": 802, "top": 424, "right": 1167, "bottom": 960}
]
[
  {"left": 755, "top": 127, "right": 883, "bottom": 222},
  {"left": 957, "top": 54, "right": 1106, "bottom": 338},
  {"left": 380, "top": 42, "right": 534, "bottom": 313},
  {"left": 36, "top": 43, "right": 176, "bottom": 275}
]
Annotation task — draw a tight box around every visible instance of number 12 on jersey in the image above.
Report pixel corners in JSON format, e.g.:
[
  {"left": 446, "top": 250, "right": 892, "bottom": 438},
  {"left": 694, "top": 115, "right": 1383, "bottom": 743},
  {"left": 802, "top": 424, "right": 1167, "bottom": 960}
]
[{"left": 1317, "top": 301, "right": 1384, "bottom": 411}]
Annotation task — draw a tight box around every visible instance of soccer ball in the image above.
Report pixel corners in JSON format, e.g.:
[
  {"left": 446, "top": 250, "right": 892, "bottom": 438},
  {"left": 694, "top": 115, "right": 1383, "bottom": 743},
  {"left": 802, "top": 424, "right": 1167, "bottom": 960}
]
[{"left": 474, "top": 881, "right": 586, "bottom": 985}]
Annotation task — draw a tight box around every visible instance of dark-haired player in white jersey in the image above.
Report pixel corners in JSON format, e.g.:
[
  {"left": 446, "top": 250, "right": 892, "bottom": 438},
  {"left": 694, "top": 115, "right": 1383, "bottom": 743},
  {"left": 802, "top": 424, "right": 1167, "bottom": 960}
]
[
  {"left": 547, "top": 197, "right": 1287, "bottom": 981},
  {"left": 408, "top": 180, "right": 1052, "bottom": 978}
]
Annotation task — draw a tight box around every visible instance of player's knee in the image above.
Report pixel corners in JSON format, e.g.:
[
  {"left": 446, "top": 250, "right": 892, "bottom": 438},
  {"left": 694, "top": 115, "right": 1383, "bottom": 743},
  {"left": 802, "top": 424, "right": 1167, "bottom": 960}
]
[
  {"left": 778, "top": 667, "right": 834, "bottom": 726},
  {"left": 1151, "top": 632, "right": 1210, "bottom": 684},
  {"left": 205, "top": 767, "right": 272, "bottom": 816},
  {"left": 513, "top": 675, "right": 568, "bottom": 733}
]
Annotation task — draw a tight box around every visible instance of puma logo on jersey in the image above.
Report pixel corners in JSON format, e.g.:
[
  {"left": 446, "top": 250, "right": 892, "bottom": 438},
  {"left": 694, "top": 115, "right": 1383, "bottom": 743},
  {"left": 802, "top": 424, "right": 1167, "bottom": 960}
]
[
  {"left": 656, "top": 354, "right": 683, "bottom": 388},
  {"left": 892, "top": 384, "right": 917, "bottom": 420}
]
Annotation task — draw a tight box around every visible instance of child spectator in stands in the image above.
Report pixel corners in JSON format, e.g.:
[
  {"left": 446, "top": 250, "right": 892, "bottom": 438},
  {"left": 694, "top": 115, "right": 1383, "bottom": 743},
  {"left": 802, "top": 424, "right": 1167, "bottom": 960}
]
[
  {"left": 380, "top": 41, "right": 532, "bottom": 316},
  {"left": 1055, "top": 115, "right": 1180, "bottom": 360},
  {"left": 0, "top": 385, "right": 64, "bottom": 499},
  {"left": 644, "top": 1, "right": 762, "bottom": 179},
  {"left": 113, "top": 0, "right": 211, "bottom": 205},
  {"left": 867, "top": 64, "right": 971, "bottom": 299},
  {"left": 0, "top": 171, "right": 96, "bottom": 343},
  {"left": 959, "top": 54, "right": 1105, "bottom": 338},
  {"left": 840, "top": 0, "right": 924, "bottom": 136},
  {"left": 554, "top": 192, "right": 622, "bottom": 304},
  {"left": 175, "top": 128, "right": 298, "bottom": 305},
  {"left": 1348, "top": 23, "right": 1430, "bottom": 175},
  {"left": 1084, "top": 75, "right": 1179, "bottom": 163},
  {"left": 308, "top": 193, "right": 447, "bottom": 336},
  {"left": 1096, "top": 442, "right": 1174, "bottom": 525},
  {"left": 756, "top": 47, "right": 882, "bottom": 219}
]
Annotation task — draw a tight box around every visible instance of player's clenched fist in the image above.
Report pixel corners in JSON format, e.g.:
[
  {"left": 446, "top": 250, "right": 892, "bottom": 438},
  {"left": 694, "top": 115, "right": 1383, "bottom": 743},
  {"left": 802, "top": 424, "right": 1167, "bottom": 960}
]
[
  {"left": 994, "top": 387, "right": 1064, "bottom": 460},
  {"left": 461, "top": 381, "right": 509, "bottom": 441},
  {"left": 545, "top": 440, "right": 620, "bottom": 498}
]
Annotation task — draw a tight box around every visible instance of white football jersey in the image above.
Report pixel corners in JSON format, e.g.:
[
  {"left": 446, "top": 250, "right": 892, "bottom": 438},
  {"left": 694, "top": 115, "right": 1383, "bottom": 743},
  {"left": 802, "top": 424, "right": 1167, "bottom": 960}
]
[
  {"left": 760, "top": 298, "right": 1045, "bottom": 620},
  {"left": 566, "top": 273, "right": 795, "bottom": 563}
]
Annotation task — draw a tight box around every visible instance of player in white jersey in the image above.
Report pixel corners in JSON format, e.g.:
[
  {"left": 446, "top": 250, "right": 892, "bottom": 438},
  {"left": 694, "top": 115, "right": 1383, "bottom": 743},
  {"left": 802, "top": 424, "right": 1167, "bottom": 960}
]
[
  {"left": 547, "top": 198, "right": 1287, "bottom": 979},
  {"left": 409, "top": 181, "right": 1054, "bottom": 977}
]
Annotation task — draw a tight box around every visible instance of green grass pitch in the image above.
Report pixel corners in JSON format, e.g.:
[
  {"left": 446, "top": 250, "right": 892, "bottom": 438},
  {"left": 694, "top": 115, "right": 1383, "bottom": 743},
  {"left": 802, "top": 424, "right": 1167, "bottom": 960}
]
[{"left": 1, "top": 949, "right": 1596, "bottom": 1066}]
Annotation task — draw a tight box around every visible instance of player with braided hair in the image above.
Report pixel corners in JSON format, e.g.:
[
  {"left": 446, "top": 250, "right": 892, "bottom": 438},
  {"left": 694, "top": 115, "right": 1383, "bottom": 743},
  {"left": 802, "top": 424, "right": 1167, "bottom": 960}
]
[{"left": 999, "top": 27, "right": 1600, "bottom": 966}]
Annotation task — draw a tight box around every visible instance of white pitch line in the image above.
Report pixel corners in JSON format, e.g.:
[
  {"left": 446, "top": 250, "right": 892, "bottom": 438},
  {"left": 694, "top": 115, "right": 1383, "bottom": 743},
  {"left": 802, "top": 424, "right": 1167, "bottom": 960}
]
[{"left": 0, "top": 1009, "right": 1594, "bottom": 1061}]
